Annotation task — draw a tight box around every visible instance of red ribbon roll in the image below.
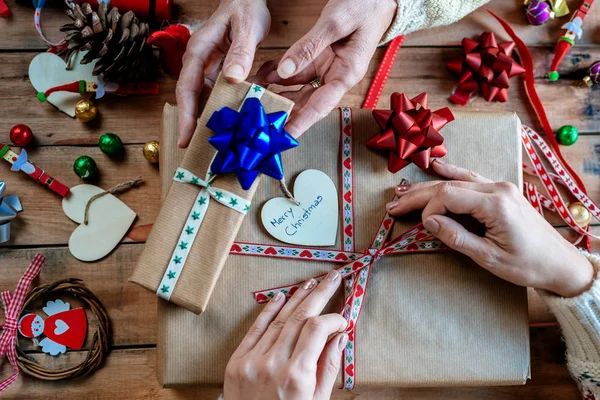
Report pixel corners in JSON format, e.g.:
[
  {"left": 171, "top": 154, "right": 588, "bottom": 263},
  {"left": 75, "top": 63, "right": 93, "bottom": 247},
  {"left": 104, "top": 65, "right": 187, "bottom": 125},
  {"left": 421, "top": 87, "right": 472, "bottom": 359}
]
[
  {"left": 366, "top": 92, "right": 454, "bottom": 173},
  {"left": 447, "top": 32, "right": 525, "bottom": 105}
]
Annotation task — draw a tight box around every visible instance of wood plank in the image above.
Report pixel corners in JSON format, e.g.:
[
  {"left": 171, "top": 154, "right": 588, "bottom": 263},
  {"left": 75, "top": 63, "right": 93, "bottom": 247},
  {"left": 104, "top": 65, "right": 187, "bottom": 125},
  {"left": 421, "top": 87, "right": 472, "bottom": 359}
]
[
  {"left": 0, "top": 144, "right": 159, "bottom": 246},
  {"left": 2, "top": 45, "right": 600, "bottom": 145},
  {"left": 0, "top": 246, "right": 157, "bottom": 347},
  {"left": 2, "top": 0, "right": 600, "bottom": 50},
  {"left": 0, "top": 326, "right": 579, "bottom": 399}
]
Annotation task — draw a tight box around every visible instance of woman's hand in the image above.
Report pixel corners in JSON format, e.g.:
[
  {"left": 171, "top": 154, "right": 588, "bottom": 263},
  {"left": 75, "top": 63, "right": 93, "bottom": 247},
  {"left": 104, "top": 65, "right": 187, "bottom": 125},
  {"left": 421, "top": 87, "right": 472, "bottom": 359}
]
[
  {"left": 224, "top": 270, "right": 348, "bottom": 400},
  {"left": 253, "top": 0, "right": 396, "bottom": 137},
  {"left": 387, "top": 160, "right": 594, "bottom": 298},
  {"left": 176, "top": 0, "right": 271, "bottom": 148}
]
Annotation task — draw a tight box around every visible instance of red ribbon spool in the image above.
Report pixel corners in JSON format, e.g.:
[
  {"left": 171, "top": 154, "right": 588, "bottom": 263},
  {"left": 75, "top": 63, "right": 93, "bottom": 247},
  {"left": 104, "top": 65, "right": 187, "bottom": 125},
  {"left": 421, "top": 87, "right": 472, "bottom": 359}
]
[
  {"left": 366, "top": 92, "right": 454, "bottom": 173},
  {"left": 447, "top": 32, "right": 526, "bottom": 105}
]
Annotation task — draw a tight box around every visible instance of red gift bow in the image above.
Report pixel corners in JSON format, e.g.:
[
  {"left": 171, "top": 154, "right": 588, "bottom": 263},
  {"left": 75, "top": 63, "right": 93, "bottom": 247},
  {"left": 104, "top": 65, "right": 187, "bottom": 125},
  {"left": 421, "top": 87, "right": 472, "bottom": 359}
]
[
  {"left": 366, "top": 92, "right": 455, "bottom": 173},
  {"left": 447, "top": 32, "right": 525, "bottom": 106},
  {"left": 253, "top": 206, "right": 446, "bottom": 389},
  {"left": 0, "top": 253, "right": 45, "bottom": 392}
]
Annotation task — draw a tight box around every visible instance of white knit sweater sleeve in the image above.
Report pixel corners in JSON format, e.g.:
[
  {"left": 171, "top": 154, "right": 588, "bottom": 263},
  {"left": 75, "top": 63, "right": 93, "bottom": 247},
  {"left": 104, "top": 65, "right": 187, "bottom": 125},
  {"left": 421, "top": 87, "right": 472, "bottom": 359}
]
[
  {"left": 381, "top": 0, "right": 491, "bottom": 44},
  {"left": 537, "top": 252, "right": 600, "bottom": 398}
]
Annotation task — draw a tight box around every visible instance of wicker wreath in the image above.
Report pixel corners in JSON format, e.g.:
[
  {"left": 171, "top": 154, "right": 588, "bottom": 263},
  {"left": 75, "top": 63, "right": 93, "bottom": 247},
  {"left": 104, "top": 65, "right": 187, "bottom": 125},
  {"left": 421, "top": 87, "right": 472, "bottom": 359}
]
[{"left": 15, "top": 278, "right": 111, "bottom": 381}]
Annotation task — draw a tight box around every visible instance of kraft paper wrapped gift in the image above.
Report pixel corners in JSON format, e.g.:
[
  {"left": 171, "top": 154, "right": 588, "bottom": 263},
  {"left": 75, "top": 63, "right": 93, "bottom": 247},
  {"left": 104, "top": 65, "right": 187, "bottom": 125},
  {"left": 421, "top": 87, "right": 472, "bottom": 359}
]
[
  {"left": 129, "top": 75, "right": 295, "bottom": 314},
  {"left": 155, "top": 101, "right": 531, "bottom": 388}
]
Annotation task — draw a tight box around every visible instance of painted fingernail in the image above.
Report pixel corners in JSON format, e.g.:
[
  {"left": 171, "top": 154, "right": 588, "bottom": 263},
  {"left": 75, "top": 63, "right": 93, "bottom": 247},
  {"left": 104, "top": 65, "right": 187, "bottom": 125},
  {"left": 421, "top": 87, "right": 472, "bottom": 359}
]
[
  {"left": 225, "top": 64, "right": 245, "bottom": 81},
  {"left": 325, "top": 269, "right": 340, "bottom": 282},
  {"left": 278, "top": 58, "right": 297, "bottom": 79},
  {"left": 387, "top": 201, "right": 398, "bottom": 210},
  {"left": 397, "top": 184, "right": 410, "bottom": 192},
  {"left": 423, "top": 217, "right": 440, "bottom": 235},
  {"left": 434, "top": 159, "right": 445, "bottom": 165},
  {"left": 338, "top": 333, "right": 349, "bottom": 351},
  {"left": 302, "top": 278, "right": 317, "bottom": 290},
  {"left": 271, "top": 292, "right": 284, "bottom": 303}
]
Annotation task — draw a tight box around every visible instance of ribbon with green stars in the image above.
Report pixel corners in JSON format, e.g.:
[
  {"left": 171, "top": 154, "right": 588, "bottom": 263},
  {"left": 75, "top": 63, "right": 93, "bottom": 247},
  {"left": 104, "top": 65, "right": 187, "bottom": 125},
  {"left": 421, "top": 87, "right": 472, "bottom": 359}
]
[{"left": 156, "top": 167, "right": 251, "bottom": 300}]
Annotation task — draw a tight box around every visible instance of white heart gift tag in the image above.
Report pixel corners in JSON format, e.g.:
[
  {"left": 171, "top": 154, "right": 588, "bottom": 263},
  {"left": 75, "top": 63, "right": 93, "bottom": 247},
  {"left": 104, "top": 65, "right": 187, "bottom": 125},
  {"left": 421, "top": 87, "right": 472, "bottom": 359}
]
[
  {"left": 63, "top": 184, "right": 136, "bottom": 262},
  {"left": 29, "top": 52, "right": 97, "bottom": 117},
  {"left": 261, "top": 169, "right": 338, "bottom": 246}
]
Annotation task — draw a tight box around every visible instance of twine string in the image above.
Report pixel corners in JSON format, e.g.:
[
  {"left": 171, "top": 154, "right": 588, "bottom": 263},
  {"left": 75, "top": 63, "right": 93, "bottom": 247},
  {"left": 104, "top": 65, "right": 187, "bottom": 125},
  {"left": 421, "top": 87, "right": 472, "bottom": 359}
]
[
  {"left": 279, "top": 178, "right": 299, "bottom": 206},
  {"left": 83, "top": 177, "right": 143, "bottom": 225}
]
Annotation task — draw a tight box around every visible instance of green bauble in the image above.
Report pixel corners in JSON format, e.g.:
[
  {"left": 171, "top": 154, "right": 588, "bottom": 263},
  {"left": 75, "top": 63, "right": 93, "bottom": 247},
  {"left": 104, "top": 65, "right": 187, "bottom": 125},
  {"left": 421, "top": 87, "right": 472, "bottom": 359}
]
[
  {"left": 73, "top": 155, "right": 98, "bottom": 179},
  {"left": 556, "top": 125, "right": 579, "bottom": 146},
  {"left": 98, "top": 133, "right": 124, "bottom": 157}
]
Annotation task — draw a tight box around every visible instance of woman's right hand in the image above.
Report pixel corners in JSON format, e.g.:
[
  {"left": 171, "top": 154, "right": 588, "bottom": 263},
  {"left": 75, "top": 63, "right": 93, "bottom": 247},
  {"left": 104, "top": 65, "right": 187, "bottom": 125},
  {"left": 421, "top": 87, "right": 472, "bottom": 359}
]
[
  {"left": 176, "top": 0, "right": 271, "bottom": 148},
  {"left": 387, "top": 160, "right": 595, "bottom": 298}
]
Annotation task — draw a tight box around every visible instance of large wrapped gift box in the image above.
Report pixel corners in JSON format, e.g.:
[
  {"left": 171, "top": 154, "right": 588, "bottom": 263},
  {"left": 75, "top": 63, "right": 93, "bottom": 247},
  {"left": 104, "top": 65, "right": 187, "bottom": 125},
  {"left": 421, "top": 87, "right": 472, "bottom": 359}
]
[{"left": 155, "top": 91, "right": 530, "bottom": 388}]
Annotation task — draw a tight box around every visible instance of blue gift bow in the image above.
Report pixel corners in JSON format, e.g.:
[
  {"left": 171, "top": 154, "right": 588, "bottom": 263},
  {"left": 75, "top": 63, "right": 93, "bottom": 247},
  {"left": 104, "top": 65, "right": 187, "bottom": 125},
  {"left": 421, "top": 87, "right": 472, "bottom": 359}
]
[{"left": 207, "top": 97, "right": 299, "bottom": 190}]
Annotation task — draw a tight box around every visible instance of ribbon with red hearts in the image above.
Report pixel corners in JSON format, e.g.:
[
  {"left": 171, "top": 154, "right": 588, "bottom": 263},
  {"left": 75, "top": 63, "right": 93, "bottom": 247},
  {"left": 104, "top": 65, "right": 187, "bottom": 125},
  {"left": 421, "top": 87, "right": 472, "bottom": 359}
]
[
  {"left": 252, "top": 215, "right": 445, "bottom": 390},
  {"left": 0, "top": 253, "right": 46, "bottom": 392},
  {"left": 366, "top": 92, "right": 455, "bottom": 173},
  {"left": 447, "top": 31, "right": 525, "bottom": 106}
]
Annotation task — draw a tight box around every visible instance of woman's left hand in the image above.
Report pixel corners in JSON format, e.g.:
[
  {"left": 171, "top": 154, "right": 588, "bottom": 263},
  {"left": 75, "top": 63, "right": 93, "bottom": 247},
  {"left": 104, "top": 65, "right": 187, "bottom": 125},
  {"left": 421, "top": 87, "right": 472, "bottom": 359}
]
[{"left": 253, "top": 0, "right": 397, "bottom": 137}]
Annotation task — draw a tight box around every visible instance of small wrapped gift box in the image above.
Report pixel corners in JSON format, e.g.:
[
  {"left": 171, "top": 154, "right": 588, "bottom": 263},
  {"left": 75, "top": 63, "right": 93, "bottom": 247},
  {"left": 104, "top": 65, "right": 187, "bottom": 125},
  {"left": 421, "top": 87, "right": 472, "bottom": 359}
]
[
  {"left": 129, "top": 74, "right": 295, "bottom": 314},
  {"left": 155, "top": 102, "right": 530, "bottom": 388}
]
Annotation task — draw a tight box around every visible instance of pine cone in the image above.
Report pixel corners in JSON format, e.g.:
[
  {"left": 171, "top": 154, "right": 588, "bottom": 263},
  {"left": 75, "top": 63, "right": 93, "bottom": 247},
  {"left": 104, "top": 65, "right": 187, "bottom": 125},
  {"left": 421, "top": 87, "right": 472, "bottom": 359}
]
[{"left": 61, "top": 3, "right": 152, "bottom": 82}]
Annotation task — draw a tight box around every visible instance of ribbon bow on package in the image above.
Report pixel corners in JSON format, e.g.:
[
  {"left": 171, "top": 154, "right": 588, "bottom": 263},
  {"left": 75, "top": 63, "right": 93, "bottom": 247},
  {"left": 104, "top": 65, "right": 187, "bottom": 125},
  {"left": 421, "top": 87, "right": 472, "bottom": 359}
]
[
  {"left": 366, "top": 93, "right": 454, "bottom": 172},
  {"left": 0, "top": 182, "right": 22, "bottom": 243},
  {"left": 208, "top": 96, "right": 298, "bottom": 190},
  {"left": 446, "top": 32, "right": 525, "bottom": 105},
  {"left": 0, "top": 254, "right": 46, "bottom": 392}
]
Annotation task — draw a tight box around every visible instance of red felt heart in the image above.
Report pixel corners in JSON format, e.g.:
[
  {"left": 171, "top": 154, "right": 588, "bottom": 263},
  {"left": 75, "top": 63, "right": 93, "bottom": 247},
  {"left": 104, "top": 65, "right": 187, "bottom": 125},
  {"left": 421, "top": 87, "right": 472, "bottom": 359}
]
[
  {"left": 344, "top": 191, "right": 352, "bottom": 203},
  {"left": 406, "top": 243, "right": 419, "bottom": 251},
  {"left": 264, "top": 247, "right": 277, "bottom": 255},
  {"left": 355, "top": 284, "right": 364, "bottom": 297},
  {"left": 345, "top": 364, "right": 355, "bottom": 377},
  {"left": 383, "top": 218, "right": 392, "bottom": 230},
  {"left": 255, "top": 293, "right": 268, "bottom": 302},
  {"left": 335, "top": 253, "right": 348, "bottom": 261},
  {"left": 300, "top": 250, "right": 313, "bottom": 258},
  {"left": 343, "top": 123, "right": 352, "bottom": 136},
  {"left": 343, "top": 157, "right": 352, "bottom": 170},
  {"left": 231, "top": 244, "right": 242, "bottom": 252},
  {"left": 345, "top": 224, "right": 353, "bottom": 237},
  {"left": 351, "top": 261, "right": 364, "bottom": 271}
]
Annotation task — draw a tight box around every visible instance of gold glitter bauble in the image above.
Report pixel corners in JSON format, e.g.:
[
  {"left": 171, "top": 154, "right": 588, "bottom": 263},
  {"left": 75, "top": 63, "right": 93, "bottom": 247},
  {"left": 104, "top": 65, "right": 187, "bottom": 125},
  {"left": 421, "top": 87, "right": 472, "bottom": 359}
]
[
  {"left": 568, "top": 202, "right": 592, "bottom": 227},
  {"left": 143, "top": 140, "right": 160, "bottom": 164},
  {"left": 75, "top": 99, "right": 98, "bottom": 122}
]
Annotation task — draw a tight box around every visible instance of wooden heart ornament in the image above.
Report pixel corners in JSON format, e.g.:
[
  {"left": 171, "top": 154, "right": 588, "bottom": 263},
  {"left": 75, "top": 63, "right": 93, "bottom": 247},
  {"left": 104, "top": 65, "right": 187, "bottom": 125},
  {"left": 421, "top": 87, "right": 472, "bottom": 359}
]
[
  {"left": 29, "top": 52, "right": 98, "bottom": 117},
  {"left": 62, "top": 184, "right": 136, "bottom": 262},
  {"left": 261, "top": 169, "right": 338, "bottom": 246}
]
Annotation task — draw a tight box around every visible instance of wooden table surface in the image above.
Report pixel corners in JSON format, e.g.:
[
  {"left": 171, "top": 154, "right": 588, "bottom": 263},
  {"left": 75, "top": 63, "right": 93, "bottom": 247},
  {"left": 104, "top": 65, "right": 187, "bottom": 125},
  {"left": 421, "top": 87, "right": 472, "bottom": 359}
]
[{"left": 1, "top": 0, "right": 599, "bottom": 398}]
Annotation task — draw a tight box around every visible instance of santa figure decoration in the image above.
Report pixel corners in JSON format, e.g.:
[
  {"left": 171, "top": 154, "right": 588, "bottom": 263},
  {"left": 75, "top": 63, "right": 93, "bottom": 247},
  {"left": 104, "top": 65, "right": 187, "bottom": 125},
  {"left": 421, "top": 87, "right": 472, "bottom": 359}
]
[{"left": 18, "top": 299, "right": 87, "bottom": 356}]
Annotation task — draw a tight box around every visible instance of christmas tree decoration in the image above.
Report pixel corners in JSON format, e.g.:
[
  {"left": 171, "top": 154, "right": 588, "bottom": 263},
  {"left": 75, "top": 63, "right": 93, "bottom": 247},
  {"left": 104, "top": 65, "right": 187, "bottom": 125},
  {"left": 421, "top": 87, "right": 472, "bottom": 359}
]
[
  {"left": 37, "top": 77, "right": 159, "bottom": 101},
  {"left": 147, "top": 24, "right": 193, "bottom": 75},
  {"left": 525, "top": 1, "right": 551, "bottom": 25},
  {"left": 0, "top": 145, "right": 70, "bottom": 197},
  {"left": 98, "top": 133, "right": 124, "bottom": 157},
  {"left": 583, "top": 60, "right": 600, "bottom": 86},
  {"left": 143, "top": 140, "right": 160, "bottom": 163},
  {"left": 9, "top": 124, "right": 34, "bottom": 147},
  {"left": 29, "top": 51, "right": 97, "bottom": 118},
  {"left": 548, "top": 0, "right": 594, "bottom": 81},
  {"left": 366, "top": 92, "right": 454, "bottom": 172},
  {"left": 447, "top": 32, "right": 526, "bottom": 105},
  {"left": 61, "top": 3, "right": 153, "bottom": 82},
  {"left": 63, "top": 182, "right": 139, "bottom": 261},
  {"left": 556, "top": 125, "right": 579, "bottom": 146},
  {"left": 18, "top": 299, "right": 87, "bottom": 356},
  {"left": 207, "top": 95, "right": 299, "bottom": 190},
  {"left": 260, "top": 169, "right": 338, "bottom": 246},
  {"left": 75, "top": 99, "right": 98, "bottom": 122},
  {"left": 73, "top": 155, "right": 98, "bottom": 179},
  {"left": 568, "top": 202, "right": 592, "bottom": 227},
  {"left": 0, "top": 181, "right": 22, "bottom": 243}
]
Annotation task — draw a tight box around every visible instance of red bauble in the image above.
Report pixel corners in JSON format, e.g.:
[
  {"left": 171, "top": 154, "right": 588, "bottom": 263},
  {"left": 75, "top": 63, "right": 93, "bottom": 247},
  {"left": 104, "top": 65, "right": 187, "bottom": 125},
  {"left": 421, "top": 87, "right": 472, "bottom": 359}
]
[{"left": 9, "top": 124, "right": 34, "bottom": 147}]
